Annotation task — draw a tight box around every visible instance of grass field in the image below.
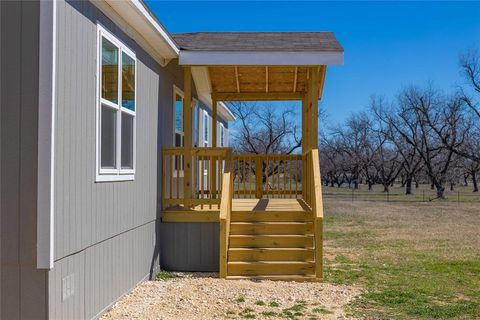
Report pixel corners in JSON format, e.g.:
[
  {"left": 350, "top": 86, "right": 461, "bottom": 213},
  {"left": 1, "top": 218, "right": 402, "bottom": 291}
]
[{"left": 323, "top": 198, "right": 480, "bottom": 319}]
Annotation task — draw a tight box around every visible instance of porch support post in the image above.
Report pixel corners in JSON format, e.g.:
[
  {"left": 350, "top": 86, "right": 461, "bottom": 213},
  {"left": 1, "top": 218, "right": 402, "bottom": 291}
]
[
  {"left": 184, "top": 66, "right": 192, "bottom": 207},
  {"left": 309, "top": 66, "right": 321, "bottom": 149},
  {"left": 212, "top": 98, "right": 218, "bottom": 198},
  {"left": 212, "top": 99, "right": 217, "bottom": 147}
]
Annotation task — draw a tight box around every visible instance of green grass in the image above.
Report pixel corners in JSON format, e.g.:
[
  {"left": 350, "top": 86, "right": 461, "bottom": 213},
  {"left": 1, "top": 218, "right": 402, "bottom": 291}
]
[
  {"left": 269, "top": 301, "right": 280, "bottom": 307},
  {"left": 155, "top": 270, "right": 177, "bottom": 281},
  {"left": 235, "top": 295, "right": 246, "bottom": 303},
  {"left": 254, "top": 300, "right": 266, "bottom": 306},
  {"left": 324, "top": 199, "right": 480, "bottom": 319}
]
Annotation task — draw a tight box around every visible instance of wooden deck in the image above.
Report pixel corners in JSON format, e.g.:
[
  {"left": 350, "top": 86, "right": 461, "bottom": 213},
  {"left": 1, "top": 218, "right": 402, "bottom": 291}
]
[
  {"left": 161, "top": 198, "right": 311, "bottom": 222},
  {"left": 232, "top": 199, "right": 310, "bottom": 212}
]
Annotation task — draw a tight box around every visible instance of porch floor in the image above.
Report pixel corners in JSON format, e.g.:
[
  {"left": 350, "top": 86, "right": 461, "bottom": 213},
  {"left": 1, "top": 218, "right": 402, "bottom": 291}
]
[
  {"left": 232, "top": 198, "right": 310, "bottom": 212},
  {"left": 161, "top": 198, "right": 311, "bottom": 222}
]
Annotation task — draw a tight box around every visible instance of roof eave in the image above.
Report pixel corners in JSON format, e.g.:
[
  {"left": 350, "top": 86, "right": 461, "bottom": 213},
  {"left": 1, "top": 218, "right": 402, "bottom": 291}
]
[
  {"left": 179, "top": 50, "right": 344, "bottom": 66},
  {"left": 104, "top": 0, "right": 179, "bottom": 64}
]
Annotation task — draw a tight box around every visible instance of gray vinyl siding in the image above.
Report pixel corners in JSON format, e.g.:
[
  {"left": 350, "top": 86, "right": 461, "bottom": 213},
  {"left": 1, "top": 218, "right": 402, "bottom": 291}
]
[
  {"left": 0, "top": 1, "right": 48, "bottom": 319},
  {"left": 53, "top": 0, "right": 158, "bottom": 261},
  {"left": 161, "top": 223, "right": 219, "bottom": 271},
  {"left": 49, "top": 1, "right": 170, "bottom": 318}
]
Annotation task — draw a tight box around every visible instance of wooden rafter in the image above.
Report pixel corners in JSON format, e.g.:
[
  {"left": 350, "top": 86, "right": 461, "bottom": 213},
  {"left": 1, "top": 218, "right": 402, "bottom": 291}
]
[
  {"left": 265, "top": 66, "right": 269, "bottom": 93},
  {"left": 293, "top": 67, "right": 298, "bottom": 92},
  {"left": 234, "top": 66, "right": 240, "bottom": 93}
]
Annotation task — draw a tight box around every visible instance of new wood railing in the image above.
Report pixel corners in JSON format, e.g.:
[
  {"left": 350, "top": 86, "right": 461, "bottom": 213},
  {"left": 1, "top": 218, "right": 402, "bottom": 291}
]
[
  {"left": 232, "top": 154, "right": 302, "bottom": 198},
  {"left": 219, "top": 166, "right": 233, "bottom": 278},
  {"left": 162, "top": 147, "right": 231, "bottom": 209},
  {"left": 304, "top": 149, "right": 324, "bottom": 280}
]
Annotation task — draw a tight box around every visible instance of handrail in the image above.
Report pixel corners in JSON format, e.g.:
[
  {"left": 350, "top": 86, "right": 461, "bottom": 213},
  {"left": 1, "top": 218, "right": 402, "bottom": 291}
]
[
  {"left": 307, "top": 149, "right": 324, "bottom": 280},
  {"left": 162, "top": 147, "right": 232, "bottom": 209},
  {"left": 219, "top": 165, "right": 233, "bottom": 278},
  {"left": 232, "top": 153, "right": 302, "bottom": 198}
]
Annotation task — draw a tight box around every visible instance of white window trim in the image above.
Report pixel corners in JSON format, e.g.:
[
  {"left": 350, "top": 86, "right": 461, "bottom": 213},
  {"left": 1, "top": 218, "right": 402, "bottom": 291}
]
[
  {"left": 220, "top": 123, "right": 225, "bottom": 147},
  {"left": 96, "top": 25, "right": 137, "bottom": 182}
]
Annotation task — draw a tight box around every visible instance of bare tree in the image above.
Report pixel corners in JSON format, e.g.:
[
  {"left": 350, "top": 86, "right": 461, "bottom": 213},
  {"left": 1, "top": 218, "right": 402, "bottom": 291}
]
[
  {"left": 380, "top": 87, "right": 460, "bottom": 199},
  {"left": 229, "top": 102, "right": 302, "bottom": 155}
]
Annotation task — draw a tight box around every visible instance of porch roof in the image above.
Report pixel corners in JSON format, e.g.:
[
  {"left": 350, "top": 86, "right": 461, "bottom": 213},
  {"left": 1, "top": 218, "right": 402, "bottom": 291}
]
[{"left": 173, "top": 32, "right": 344, "bottom": 66}]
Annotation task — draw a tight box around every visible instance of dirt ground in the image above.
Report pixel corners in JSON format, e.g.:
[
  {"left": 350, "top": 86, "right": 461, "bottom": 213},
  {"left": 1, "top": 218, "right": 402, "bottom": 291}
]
[{"left": 101, "top": 273, "right": 360, "bottom": 320}]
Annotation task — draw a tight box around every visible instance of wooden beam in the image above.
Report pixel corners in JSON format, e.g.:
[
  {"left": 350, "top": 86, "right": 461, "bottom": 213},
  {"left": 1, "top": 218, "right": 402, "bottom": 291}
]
[
  {"left": 309, "top": 67, "right": 321, "bottom": 149},
  {"left": 183, "top": 66, "right": 192, "bottom": 207},
  {"left": 212, "top": 92, "right": 304, "bottom": 101},
  {"left": 234, "top": 66, "right": 240, "bottom": 93},
  {"left": 212, "top": 99, "right": 217, "bottom": 147},
  {"left": 293, "top": 67, "right": 298, "bottom": 92},
  {"left": 265, "top": 66, "right": 269, "bottom": 93}
]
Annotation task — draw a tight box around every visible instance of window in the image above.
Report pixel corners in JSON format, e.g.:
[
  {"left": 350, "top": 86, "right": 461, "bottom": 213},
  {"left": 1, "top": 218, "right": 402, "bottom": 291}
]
[
  {"left": 174, "top": 89, "right": 184, "bottom": 148},
  {"left": 203, "top": 111, "right": 209, "bottom": 147},
  {"left": 220, "top": 123, "right": 225, "bottom": 147},
  {"left": 96, "top": 26, "right": 136, "bottom": 182}
]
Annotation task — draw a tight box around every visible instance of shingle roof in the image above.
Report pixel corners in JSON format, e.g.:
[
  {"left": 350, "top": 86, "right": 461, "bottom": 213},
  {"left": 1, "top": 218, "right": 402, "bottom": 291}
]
[{"left": 172, "top": 32, "right": 343, "bottom": 52}]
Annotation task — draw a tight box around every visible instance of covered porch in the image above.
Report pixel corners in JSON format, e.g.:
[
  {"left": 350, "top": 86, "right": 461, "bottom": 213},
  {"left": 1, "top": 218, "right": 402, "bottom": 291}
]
[{"left": 160, "top": 32, "right": 343, "bottom": 280}]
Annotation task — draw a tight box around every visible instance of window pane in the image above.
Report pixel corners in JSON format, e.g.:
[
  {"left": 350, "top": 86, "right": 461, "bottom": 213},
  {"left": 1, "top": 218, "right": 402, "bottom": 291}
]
[
  {"left": 101, "top": 37, "right": 118, "bottom": 104},
  {"left": 175, "top": 94, "right": 183, "bottom": 132},
  {"left": 122, "top": 53, "right": 135, "bottom": 111},
  {"left": 193, "top": 103, "right": 198, "bottom": 146},
  {"left": 220, "top": 126, "right": 225, "bottom": 147},
  {"left": 121, "top": 113, "right": 134, "bottom": 169},
  {"left": 101, "top": 106, "right": 117, "bottom": 169},
  {"left": 175, "top": 133, "right": 183, "bottom": 147},
  {"left": 204, "top": 113, "right": 209, "bottom": 141}
]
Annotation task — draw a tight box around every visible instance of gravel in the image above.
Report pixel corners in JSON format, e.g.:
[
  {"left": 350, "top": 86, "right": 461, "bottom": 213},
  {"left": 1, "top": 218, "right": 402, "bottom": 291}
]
[{"left": 102, "top": 273, "right": 361, "bottom": 320}]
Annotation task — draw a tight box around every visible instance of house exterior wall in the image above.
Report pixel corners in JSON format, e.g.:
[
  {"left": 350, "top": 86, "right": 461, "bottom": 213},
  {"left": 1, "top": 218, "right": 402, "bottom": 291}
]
[
  {"left": 0, "top": 1, "right": 48, "bottom": 319},
  {"left": 47, "top": 1, "right": 174, "bottom": 318}
]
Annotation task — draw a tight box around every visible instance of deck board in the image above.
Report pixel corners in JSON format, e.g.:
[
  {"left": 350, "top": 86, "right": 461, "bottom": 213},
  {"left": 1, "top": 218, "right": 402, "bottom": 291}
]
[{"left": 164, "top": 198, "right": 309, "bottom": 213}]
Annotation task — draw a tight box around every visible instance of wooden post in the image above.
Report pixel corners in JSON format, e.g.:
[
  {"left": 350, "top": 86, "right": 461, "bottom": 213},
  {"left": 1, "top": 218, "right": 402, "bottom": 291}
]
[
  {"left": 212, "top": 99, "right": 218, "bottom": 199},
  {"left": 255, "top": 156, "right": 263, "bottom": 198},
  {"left": 183, "top": 66, "right": 192, "bottom": 207},
  {"left": 309, "top": 67, "right": 321, "bottom": 149}
]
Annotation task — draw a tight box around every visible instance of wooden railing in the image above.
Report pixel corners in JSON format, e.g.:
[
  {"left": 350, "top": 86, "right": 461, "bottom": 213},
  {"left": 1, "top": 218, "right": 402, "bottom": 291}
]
[
  {"left": 162, "top": 147, "right": 231, "bottom": 209},
  {"left": 304, "top": 149, "right": 324, "bottom": 280},
  {"left": 232, "top": 154, "right": 302, "bottom": 198},
  {"left": 219, "top": 166, "right": 233, "bottom": 278}
]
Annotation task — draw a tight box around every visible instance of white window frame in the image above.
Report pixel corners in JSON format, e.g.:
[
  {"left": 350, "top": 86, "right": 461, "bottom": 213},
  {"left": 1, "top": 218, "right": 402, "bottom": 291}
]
[
  {"left": 95, "top": 25, "right": 137, "bottom": 182},
  {"left": 220, "top": 123, "right": 225, "bottom": 147}
]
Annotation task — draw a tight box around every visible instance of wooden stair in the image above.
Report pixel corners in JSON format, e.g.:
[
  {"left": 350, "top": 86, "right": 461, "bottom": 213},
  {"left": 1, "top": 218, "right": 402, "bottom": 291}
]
[{"left": 226, "top": 209, "right": 319, "bottom": 281}]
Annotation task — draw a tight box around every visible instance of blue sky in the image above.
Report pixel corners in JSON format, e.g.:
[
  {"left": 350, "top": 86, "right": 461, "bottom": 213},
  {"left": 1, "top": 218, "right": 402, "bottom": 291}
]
[{"left": 146, "top": 1, "right": 480, "bottom": 125}]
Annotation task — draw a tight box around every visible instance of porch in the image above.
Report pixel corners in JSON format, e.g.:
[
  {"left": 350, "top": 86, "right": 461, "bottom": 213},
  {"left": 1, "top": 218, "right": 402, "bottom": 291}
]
[{"left": 160, "top": 32, "right": 343, "bottom": 280}]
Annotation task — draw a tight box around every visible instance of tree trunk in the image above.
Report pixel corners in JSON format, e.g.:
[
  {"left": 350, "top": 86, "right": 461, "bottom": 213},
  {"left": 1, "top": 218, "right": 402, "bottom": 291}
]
[
  {"left": 450, "top": 182, "right": 454, "bottom": 191},
  {"left": 415, "top": 180, "right": 419, "bottom": 188},
  {"left": 405, "top": 178, "right": 413, "bottom": 195},
  {"left": 368, "top": 180, "right": 373, "bottom": 191},
  {"left": 473, "top": 171, "right": 478, "bottom": 193},
  {"left": 354, "top": 180, "right": 359, "bottom": 189},
  {"left": 383, "top": 184, "right": 389, "bottom": 193},
  {"left": 436, "top": 185, "right": 445, "bottom": 199}
]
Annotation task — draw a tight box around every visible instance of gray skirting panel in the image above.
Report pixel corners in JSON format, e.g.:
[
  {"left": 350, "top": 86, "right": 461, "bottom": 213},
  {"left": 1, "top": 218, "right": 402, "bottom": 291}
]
[{"left": 160, "top": 222, "right": 219, "bottom": 272}]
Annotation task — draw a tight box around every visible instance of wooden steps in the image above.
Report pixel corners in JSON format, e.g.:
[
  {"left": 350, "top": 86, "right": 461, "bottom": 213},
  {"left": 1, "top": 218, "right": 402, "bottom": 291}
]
[
  {"left": 228, "top": 261, "right": 314, "bottom": 276},
  {"left": 226, "top": 209, "right": 318, "bottom": 281}
]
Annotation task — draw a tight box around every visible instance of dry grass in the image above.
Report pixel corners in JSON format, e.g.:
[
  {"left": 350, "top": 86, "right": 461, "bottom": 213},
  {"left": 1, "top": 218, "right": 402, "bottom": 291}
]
[{"left": 323, "top": 199, "right": 480, "bottom": 319}]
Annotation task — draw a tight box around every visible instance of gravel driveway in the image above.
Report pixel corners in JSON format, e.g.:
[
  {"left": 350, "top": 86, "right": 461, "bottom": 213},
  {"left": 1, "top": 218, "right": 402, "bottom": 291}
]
[{"left": 102, "top": 273, "right": 360, "bottom": 319}]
